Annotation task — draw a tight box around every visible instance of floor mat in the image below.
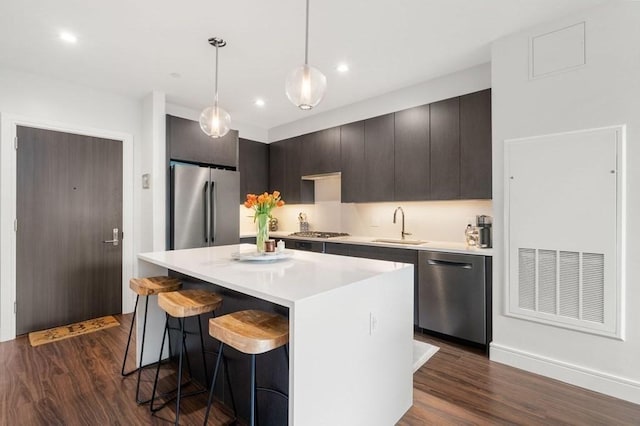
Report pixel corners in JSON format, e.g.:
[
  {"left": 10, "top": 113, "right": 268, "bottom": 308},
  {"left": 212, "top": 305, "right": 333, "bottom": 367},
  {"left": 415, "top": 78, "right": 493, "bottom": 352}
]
[{"left": 28, "top": 315, "right": 120, "bottom": 347}]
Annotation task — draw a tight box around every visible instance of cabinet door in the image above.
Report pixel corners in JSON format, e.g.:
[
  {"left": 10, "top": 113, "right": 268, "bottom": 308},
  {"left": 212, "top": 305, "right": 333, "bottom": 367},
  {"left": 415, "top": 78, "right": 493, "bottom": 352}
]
[
  {"left": 430, "top": 98, "right": 460, "bottom": 200},
  {"left": 340, "top": 121, "right": 366, "bottom": 203},
  {"left": 239, "top": 138, "right": 269, "bottom": 203},
  {"left": 301, "top": 127, "right": 341, "bottom": 176},
  {"left": 460, "top": 89, "right": 492, "bottom": 199},
  {"left": 284, "top": 138, "right": 301, "bottom": 203},
  {"left": 167, "top": 114, "right": 238, "bottom": 168},
  {"left": 394, "top": 105, "right": 430, "bottom": 201},
  {"left": 269, "top": 141, "right": 285, "bottom": 195},
  {"left": 283, "top": 137, "right": 314, "bottom": 204},
  {"left": 364, "top": 114, "right": 395, "bottom": 202}
]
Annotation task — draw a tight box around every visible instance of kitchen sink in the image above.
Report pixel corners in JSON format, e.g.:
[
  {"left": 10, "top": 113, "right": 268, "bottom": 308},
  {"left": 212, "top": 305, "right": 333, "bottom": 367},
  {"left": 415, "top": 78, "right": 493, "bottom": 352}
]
[{"left": 372, "top": 238, "right": 427, "bottom": 245}]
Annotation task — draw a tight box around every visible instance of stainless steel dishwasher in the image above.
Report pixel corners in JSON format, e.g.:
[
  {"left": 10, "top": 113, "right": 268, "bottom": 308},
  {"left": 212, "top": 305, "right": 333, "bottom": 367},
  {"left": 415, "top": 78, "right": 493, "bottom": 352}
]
[{"left": 418, "top": 251, "right": 486, "bottom": 344}]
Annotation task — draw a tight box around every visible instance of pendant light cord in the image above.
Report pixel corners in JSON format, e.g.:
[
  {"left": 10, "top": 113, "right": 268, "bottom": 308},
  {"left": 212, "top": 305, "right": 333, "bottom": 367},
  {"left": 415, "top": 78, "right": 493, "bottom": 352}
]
[
  {"left": 304, "top": 0, "right": 309, "bottom": 65},
  {"left": 214, "top": 43, "right": 220, "bottom": 108}
]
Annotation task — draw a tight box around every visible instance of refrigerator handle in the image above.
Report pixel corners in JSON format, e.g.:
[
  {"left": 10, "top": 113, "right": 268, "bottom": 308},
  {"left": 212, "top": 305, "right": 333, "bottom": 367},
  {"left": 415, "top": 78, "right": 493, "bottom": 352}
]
[
  {"left": 203, "top": 181, "right": 209, "bottom": 243},
  {"left": 210, "top": 181, "right": 216, "bottom": 244}
]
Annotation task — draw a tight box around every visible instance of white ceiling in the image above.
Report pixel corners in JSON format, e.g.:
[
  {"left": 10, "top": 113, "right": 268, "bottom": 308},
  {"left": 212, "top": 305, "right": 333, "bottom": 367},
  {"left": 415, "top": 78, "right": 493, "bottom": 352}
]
[{"left": 0, "top": 0, "right": 608, "bottom": 130}]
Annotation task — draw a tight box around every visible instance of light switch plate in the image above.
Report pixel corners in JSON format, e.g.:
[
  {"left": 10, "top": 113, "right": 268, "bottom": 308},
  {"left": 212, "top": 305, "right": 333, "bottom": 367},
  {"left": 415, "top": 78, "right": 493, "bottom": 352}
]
[{"left": 142, "top": 173, "right": 150, "bottom": 189}]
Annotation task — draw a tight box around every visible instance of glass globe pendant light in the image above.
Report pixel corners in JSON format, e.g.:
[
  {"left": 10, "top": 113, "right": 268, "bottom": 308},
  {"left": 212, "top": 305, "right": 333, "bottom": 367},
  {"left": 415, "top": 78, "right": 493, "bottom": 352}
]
[
  {"left": 200, "top": 37, "right": 231, "bottom": 138},
  {"left": 285, "top": 0, "right": 326, "bottom": 110}
]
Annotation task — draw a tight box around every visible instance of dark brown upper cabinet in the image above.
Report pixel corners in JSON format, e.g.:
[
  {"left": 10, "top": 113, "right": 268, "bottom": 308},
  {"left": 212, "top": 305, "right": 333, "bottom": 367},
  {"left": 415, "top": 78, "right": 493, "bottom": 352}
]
[
  {"left": 166, "top": 114, "right": 238, "bottom": 168},
  {"left": 340, "top": 121, "right": 366, "bottom": 203},
  {"left": 364, "top": 114, "right": 395, "bottom": 202},
  {"left": 239, "top": 138, "right": 269, "bottom": 203},
  {"left": 301, "top": 127, "right": 341, "bottom": 176},
  {"left": 460, "top": 89, "right": 492, "bottom": 199},
  {"left": 269, "top": 140, "right": 285, "bottom": 195},
  {"left": 269, "top": 138, "right": 313, "bottom": 204},
  {"left": 394, "top": 105, "right": 430, "bottom": 201},
  {"left": 268, "top": 89, "right": 491, "bottom": 204},
  {"left": 430, "top": 98, "right": 460, "bottom": 200}
]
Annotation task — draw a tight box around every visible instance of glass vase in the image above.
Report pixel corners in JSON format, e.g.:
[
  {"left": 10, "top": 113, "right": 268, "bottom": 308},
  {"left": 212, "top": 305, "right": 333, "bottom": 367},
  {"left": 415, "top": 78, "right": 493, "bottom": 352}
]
[{"left": 256, "top": 213, "right": 269, "bottom": 253}]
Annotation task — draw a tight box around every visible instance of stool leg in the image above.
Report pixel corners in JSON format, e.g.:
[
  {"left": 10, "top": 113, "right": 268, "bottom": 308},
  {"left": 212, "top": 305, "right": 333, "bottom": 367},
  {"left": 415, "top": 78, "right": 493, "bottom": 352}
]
[
  {"left": 175, "top": 317, "right": 186, "bottom": 425},
  {"left": 223, "top": 351, "right": 238, "bottom": 418},
  {"left": 204, "top": 342, "right": 225, "bottom": 425},
  {"left": 135, "top": 295, "right": 150, "bottom": 404},
  {"left": 121, "top": 295, "right": 139, "bottom": 376},
  {"left": 150, "top": 313, "right": 170, "bottom": 413},
  {"left": 197, "top": 314, "right": 209, "bottom": 385},
  {"left": 250, "top": 354, "right": 257, "bottom": 426}
]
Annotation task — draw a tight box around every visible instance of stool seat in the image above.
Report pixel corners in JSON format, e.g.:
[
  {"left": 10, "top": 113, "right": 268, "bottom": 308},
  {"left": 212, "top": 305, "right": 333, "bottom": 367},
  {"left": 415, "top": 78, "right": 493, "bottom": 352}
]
[
  {"left": 158, "top": 289, "right": 222, "bottom": 318},
  {"left": 209, "top": 310, "right": 289, "bottom": 355},
  {"left": 129, "top": 276, "right": 181, "bottom": 296}
]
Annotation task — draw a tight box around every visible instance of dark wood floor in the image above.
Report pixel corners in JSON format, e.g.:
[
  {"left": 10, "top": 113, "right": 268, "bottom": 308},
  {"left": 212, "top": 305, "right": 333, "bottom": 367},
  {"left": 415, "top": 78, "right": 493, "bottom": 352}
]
[{"left": 1, "top": 313, "right": 638, "bottom": 425}]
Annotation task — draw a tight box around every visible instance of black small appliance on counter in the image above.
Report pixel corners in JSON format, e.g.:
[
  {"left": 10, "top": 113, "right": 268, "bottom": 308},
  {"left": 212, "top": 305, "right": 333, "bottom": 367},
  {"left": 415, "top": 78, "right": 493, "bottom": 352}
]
[{"left": 476, "top": 215, "right": 492, "bottom": 248}]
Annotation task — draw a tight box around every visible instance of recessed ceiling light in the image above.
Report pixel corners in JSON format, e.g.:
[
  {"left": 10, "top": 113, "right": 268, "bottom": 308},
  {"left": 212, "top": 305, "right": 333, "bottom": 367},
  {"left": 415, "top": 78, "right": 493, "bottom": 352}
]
[
  {"left": 336, "top": 63, "right": 349, "bottom": 73},
  {"left": 59, "top": 31, "right": 78, "bottom": 44},
  {"left": 254, "top": 99, "right": 265, "bottom": 107}
]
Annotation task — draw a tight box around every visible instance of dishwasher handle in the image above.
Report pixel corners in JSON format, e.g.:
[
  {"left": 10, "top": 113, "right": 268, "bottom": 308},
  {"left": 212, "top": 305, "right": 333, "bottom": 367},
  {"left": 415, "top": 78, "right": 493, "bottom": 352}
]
[{"left": 426, "top": 259, "right": 472, "bottom": 269}]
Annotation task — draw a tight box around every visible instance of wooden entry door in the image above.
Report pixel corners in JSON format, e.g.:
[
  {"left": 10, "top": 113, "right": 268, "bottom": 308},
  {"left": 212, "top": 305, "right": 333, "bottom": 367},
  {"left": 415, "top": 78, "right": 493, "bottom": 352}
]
[{"left": 16, "top": 126, "right": 123, "bottom": 335}]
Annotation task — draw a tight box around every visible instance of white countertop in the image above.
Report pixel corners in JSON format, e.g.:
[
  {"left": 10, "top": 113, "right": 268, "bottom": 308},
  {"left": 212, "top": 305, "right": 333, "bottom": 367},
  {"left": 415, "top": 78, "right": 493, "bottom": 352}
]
[
  {"left": 138, "top": 244, "right": 412, "bottom": 308},
  {"left": 241, "top": 231, "right": 494, "bottom": 256}
]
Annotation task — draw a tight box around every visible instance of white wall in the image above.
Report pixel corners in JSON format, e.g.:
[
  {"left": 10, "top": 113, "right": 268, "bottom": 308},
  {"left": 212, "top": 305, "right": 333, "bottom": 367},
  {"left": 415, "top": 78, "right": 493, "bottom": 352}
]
[
  {"left": 0, "top": 66, "right": 146, "bottom": 339},
  {"left": 269, "top": 62, "right": 491, "bottom": 142},
  {"left": 141, "top": 91, "right": 167, "bottom": 252},
  {"left": 491, "top": 2, "right": 640, "bottom": 403}
]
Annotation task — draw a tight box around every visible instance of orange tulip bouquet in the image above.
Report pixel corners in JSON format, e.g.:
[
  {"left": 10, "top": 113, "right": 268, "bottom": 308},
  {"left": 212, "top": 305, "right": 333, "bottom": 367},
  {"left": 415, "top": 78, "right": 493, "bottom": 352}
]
[{"left": 244, "top": 191, "right": 285, "bottom": 252}]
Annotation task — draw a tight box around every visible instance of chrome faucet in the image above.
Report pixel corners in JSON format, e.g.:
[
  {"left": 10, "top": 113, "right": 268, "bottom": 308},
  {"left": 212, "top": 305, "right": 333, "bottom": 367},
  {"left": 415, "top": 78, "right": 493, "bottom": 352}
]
[{"left": 393, "top": 206, "right": 411, "bottom": 240}]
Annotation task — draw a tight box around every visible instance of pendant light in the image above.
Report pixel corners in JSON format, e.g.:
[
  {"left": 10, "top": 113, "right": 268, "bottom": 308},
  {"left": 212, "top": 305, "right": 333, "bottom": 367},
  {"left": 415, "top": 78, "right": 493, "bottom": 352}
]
[
  {"left": 200, "top": 37, "right": 231, "bottom": 138},
  {"left": 285, "top": 0, "right": 326, "bottom": 110}
]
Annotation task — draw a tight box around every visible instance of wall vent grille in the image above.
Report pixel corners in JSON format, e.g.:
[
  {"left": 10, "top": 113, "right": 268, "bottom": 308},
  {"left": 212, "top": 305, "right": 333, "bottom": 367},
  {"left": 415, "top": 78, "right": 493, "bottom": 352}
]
[
  {"left": 582, "top": 253, "right": 605, "bottom": 323},
  {"left": 517, "top": 248, "right": 605, "bottom": 324},
  {"left": 518, "top": 248, "right": 536, "bottom": 310},
  {"left": 559, "top": 251, "right": 580, "bottom": 319}
]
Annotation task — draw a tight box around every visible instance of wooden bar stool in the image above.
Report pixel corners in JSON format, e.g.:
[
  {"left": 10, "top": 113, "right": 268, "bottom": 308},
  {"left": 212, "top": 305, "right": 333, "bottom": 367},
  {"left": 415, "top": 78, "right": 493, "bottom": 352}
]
[
  {"left": 204, "top": 310, "right": 289, "bottom": 426},
  {"left": 122, "top": 276, "right": 182, "bottom": 404},
  {"left": 149, "top": 289, "right": 224, "bottom": 425}
]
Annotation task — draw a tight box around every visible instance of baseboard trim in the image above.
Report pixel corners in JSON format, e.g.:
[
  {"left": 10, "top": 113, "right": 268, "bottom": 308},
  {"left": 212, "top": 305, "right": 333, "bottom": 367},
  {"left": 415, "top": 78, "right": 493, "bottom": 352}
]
[{"left": 490, "top": 342, "right": 640, "bottom": 404}]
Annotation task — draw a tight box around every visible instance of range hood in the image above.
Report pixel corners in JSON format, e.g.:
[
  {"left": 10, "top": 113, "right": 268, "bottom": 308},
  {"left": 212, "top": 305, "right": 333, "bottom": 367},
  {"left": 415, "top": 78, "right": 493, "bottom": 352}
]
[{"left": 301, "top": 172, "right": 341, "bottom": 181}]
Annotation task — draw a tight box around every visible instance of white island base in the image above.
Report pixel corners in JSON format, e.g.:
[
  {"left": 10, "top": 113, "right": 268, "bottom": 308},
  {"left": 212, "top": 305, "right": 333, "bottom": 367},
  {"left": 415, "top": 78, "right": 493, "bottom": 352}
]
[{"left": 138, "top": 244, "right": 414, "bottom": 425}]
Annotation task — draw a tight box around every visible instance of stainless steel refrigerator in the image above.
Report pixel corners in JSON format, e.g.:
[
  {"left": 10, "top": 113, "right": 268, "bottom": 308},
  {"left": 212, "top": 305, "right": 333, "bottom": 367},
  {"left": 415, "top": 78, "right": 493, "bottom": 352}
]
[{"left": 170, "top": 163, "right": 240, "bottom": 249}]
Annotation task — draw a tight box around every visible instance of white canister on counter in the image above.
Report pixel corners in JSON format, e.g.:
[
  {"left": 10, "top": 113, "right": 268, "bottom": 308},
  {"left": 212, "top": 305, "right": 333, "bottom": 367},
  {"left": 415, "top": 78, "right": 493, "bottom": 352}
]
[{"left": 277, "top": 240, "right": 286, "bottom": 252}]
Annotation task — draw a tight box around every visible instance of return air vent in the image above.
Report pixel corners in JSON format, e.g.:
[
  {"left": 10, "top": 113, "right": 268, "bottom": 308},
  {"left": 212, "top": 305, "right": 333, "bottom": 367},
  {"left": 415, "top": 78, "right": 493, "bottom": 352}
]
[
  {"left": 582, "top": 253, "right": 605, "bottom": 323},
  {"left": 506, "top": 126, "right": 623, "bottom": 339},
  {"left": 559, "top": 251, "right": 580, "bottom": 319},
  {"left": 517, "top": 248, "right": 605, "bottom": 324},
  {"left": 518, "top": 249, "right": 536, "bottom": 310}
]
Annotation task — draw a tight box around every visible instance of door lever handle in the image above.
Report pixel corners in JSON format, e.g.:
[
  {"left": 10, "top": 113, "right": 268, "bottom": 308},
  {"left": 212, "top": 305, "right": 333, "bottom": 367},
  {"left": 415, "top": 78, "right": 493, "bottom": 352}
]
[{"left": 103, "top": 228, "right": 119, "bottom": 246}]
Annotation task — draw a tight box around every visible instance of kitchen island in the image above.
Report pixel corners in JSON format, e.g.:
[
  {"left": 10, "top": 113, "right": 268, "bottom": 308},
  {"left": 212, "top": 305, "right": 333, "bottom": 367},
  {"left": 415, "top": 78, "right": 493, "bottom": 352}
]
[{"left": 138, "top": 244, "right": 414, "bottom": 425}]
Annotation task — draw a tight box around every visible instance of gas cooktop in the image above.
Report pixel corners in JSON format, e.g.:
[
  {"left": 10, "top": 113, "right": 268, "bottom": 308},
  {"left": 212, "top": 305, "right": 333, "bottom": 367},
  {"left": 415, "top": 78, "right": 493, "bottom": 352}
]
[{"left": 289, "top": 231, "right": 350, "bottom": 239}]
